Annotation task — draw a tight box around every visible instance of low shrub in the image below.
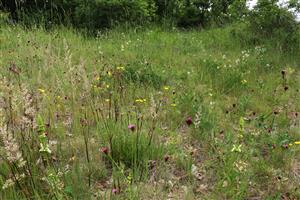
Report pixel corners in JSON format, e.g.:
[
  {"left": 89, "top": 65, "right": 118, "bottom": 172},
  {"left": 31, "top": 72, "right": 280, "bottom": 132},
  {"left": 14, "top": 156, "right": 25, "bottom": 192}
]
[{"left": 231, "top": 0, "right": 300, "bottom": 51}]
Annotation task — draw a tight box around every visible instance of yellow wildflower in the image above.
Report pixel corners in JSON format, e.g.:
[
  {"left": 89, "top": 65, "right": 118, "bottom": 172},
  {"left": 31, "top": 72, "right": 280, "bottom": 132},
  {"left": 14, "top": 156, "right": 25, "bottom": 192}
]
[
  {"left": 241, "top": 79, "right": 247, "bottom": 84},
  {"left": 116, "top": 66, "right": 125, "bottom": 71},
  {"left": 135, "top": 98, "right": 146, "bottom": 103},
  {"left": 294, "top": 141, "right": 300, "bottom": 145},
  {"left": 164, "top": 86, "right": 170, "bottom": 91},
  {"left": 38, "top": 88, "right": 45, "bottom": 93}
]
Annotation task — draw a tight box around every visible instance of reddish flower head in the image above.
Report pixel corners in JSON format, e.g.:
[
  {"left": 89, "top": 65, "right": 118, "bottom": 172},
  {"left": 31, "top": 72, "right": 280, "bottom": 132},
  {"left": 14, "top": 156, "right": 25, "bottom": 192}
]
[
  {"left": 112, "top": 188, "right": 119, "bottom": 194},
  {"left": 267, "top": 128, "right": 272, "bottom": 133},
  {"left": 273, "top": 110, "right": 279, "bottom": 115},
  {"left": 186, "top": 117, "right": 193, "bottom": 126},
  {"left": 100, "top": 147, "right": 109, "bottom": 155},
  {"left": 9, "top": 63, "right": 20, "bottom": 75},
  {"left": 164, "top": 155, "right": 170, "bottom": 162},
  {"left": 128, "top": 124, "right": 135, "bottom": 132}
]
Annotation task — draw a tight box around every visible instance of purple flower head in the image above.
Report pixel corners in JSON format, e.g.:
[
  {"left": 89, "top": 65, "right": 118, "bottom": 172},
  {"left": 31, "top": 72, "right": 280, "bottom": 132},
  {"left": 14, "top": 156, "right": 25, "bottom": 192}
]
[{"left": 128, "top": 124, "right": 136, "bottom": 132}]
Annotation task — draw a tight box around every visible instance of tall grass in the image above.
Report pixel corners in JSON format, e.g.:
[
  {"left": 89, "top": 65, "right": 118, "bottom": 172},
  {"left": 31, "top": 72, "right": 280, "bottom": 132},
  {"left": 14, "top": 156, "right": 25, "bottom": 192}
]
[{"left": 0, "top": 22, "right": 300, "bottom": 199}]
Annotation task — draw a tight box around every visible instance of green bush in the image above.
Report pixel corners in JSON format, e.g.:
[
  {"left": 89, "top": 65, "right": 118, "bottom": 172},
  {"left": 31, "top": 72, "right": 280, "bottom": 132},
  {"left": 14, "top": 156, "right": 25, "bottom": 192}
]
[
  {"left": 1, "top": 0, "right": 75, "bottom": 26},
  {"left": 1, "top": 0, "right": 247, "bottom": 29},
  {"left": 176, "top": 0, "right": 210, "bottom": 27},
  {"left": 248, "top": 0, "right": 300, "bottom": 51},
  {"left": 175, "top": 0, "right": 248, "bottom": 28},
  {"left": 153, "top": 0, "right": 184, "bottom": 24},
  {"left": 73, "top": 0, "right": 156, "bottom": 29},
  {"left": 1, "top": 0, "right": 156, "bottom": 29},
  {"left": 2, "top": 0, "right": 299, "bottom": 34},
  {"left": 226, "top": 0, "right": 248, "bottom": 23}
]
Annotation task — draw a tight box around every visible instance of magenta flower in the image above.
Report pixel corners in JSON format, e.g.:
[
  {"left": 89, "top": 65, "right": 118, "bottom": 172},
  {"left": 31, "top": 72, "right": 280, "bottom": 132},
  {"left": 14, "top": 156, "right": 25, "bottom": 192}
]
[{"left": 128, "top": 124, "right": 135, "bottom": 132}]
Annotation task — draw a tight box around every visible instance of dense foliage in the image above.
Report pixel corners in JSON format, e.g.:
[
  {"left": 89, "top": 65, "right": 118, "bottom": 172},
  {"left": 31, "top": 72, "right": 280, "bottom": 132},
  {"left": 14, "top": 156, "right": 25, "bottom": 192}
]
[
  {"left": 2, "top": 0, "right": 299, "bottom": 51},
  {"left": 248, "top": 0, "right": 300, "bottom": 50},
  {"left": 0, "top": 0, "right": 249, "bottom": 28},
  {"left": 0, "top": 1, "right": 298, "bottom": 29}
]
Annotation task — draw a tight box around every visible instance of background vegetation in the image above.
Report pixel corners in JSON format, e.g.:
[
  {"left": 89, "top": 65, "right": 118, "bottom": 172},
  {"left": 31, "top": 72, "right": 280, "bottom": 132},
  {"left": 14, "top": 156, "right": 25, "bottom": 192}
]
[
  {"left": 1, "top": 0, "right": 300, "bottom": 50},
  {"left": 0, "top": 0, "right": 300, "bottom": 199}
]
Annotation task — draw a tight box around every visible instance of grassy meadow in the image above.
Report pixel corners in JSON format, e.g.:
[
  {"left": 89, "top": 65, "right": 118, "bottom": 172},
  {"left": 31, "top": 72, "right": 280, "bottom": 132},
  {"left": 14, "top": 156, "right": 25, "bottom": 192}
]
[{"left": 0, "top": 24, "right": 300, "bottom": 199}]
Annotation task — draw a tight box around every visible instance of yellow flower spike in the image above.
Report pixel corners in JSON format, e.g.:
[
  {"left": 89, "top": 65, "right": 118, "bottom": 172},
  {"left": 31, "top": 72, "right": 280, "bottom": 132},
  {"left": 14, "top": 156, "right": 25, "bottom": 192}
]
[
  {"left": 171, "top": 103, "right": 177, "bottom": 107},
  {"left": 294, "top": 141, "right": 300, "bottom": 145},
  {"left": 107, "top": 71, "right": 112, "bottom": 77},
  {"left": 105, "top": 99, "right": 110, "bottom": 102},
  {"left": 38, "top": 88, "right": 45, "bottom": 93},
  {"left": 289, "top": 143, "right": 293, "bottom": 147}
]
